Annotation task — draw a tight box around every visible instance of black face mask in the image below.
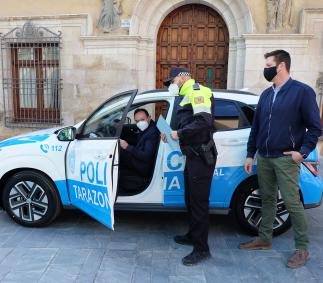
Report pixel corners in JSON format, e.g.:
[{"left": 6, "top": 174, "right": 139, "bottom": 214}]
[{"left": 263, "top": 66, "right": 277, "bottom": 82}]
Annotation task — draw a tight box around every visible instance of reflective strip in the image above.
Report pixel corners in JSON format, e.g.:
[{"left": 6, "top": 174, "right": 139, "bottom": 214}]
[
  {"left": 178, "top": 72, "right": 191, "bottom": 77},
  {"left": 193, "top": 105, "right": 211, "bottom": 114},
  {"left": 179, "top": 95, "right": 190, "bottom": 106}
]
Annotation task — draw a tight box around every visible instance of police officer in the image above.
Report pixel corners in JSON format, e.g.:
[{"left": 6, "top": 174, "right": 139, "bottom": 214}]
[{"left": 162, "top": 67, "right": 217, "bottom": 266}]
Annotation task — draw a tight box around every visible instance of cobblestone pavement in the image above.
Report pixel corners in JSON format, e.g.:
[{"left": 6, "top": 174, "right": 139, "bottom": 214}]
[{"left": 0, "top": 166, "right": 322, "bottom": 282}]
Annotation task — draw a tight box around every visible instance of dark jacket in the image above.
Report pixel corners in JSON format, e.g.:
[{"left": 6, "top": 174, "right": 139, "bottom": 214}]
[
  {"left": 177, "top": 96, "right": 215, "bottom": 146},
  {"left": 247, "top": 78, "right": 322, "bottom": 158},
  {"left": 125, "top": 121, "right": 159, "bottom": 176}
]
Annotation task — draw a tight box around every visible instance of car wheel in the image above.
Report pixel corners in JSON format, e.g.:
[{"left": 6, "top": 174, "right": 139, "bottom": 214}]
[
  {"left": 2, "top": 170, "right": 61, "bottom": 227},
  {"left": 233, "top": 179, "right": 292, "bottom": 236}
]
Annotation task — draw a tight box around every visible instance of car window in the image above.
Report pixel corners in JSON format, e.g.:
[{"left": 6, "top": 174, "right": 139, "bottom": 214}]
[
  {"left": 126, "top": 101, "right": 169, "bottom": 123},
  {"left": 170, "top": 96, "right": 182, "bottom": 130},
  {"left": 213, "top": 99, "right": 251, "bottom": 131},
  {"left": 81, "top": 96, "right": 128, "bottom": 138},
  {"left": 120, "top": 100, "right": 169, "bottom": 145},
  {"left": 240, "top": 105, "right": 255, "bottom": 125}
]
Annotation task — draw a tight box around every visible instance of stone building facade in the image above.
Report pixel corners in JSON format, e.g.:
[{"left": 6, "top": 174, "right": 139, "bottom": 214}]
[{"left": 0, "top": 0, "right": 322, "bottom": 138}]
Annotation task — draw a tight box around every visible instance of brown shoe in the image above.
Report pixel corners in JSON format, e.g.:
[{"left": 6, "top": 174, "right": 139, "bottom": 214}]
[
  {"left": 239, "top": 238, "right": 272, "bottom": 250},
  {"left": 287, "top": 249, "right": 309, "bottom": 269}
]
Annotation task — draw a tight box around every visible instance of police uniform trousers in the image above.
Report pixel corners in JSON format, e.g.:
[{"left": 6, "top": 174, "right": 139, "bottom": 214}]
[{"left": 184, "top": 154, "right": 215, "bottom": 252}]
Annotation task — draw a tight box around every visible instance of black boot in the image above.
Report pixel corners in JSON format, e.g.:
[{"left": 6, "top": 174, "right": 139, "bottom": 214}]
[
  {"left": 174, "top": 233, "right": 193, "bottom": 246},
  {"left": 182, "top": 250, "right": 211, "bottom": 266}
]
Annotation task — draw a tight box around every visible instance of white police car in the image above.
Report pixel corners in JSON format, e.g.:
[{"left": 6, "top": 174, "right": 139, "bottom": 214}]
[{"left": 0, "top": 89, "right": 322, "bottom": 235}]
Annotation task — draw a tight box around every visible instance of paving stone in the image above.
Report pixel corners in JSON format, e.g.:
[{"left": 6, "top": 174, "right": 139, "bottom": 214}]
[
  {"left": 94, "top": 267, "right": 133, "bottom": 283},
  {"left": 13, "top": 248, "right": 57, "bottom": 272},
  {"left": 76, "top": 249, "right": 105, "bottom": 283},
  {"left": 107, "top": 241, "right": 137, "bottom": 251},
  {"left": 51, "top": 248, "right": 91, "bottom": 265},
  {"left": 151, "top": 272, "right": 169, "bottom": 283},
  {"left": 0, "top": 248, "right": 13, "bottom": 264},
  {"left": 132, "top": 266, "right": 151, "bottom": 283},
  {"left": 135, "top": 251, "right": 152, "bottom": 267},
  {"left": 169, "top": 275, "right": 206, "bottom": 283},
  {"left": 0, "top": 166, "right": 321, "bottom": 283},
  {"left": 2, "top": 270, "right": 44, "bottom": 283},
  {"left": 39, "top": 264, "right": 82, "bottom": 283},
  {"left": 16, "top": 229, "right": 57, "bottom": 248},
  {"left": 48, "top": 234, "right": 109, "bottom": 249},
  {"left": 0, "top": 227, "right": 34, "bottom": 248}
]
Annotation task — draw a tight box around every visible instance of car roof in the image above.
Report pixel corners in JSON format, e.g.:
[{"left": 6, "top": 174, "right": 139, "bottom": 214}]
[{"left": 138, "top": 89, "right": 259, "bottom": 105}]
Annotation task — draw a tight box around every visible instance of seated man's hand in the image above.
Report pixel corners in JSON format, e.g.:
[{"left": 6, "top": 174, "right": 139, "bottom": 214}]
[{"left": 120, "top": 139, "right": 128, "bottom": 150}]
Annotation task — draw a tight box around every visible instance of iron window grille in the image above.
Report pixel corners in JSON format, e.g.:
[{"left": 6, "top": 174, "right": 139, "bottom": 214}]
[{"left": 0, "top": 21, "right": 62, "bottom": 128}]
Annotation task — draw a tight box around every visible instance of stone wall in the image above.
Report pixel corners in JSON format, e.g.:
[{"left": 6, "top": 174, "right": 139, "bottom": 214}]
[{"left": 0, "top": 0, "right": 322, "bottom": 139}]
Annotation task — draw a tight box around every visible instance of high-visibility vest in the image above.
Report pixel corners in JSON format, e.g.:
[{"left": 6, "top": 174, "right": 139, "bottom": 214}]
[{"left": 179, "top": 79, "right": 212, "bottom": 115}]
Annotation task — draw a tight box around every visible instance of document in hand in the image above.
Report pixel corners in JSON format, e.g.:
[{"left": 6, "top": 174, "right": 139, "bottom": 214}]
[{"left": 156, "top": 115, "right": 181, "bottom": 152}]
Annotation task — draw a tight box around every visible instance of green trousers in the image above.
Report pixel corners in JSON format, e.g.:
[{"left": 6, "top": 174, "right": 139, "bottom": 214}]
[{"left": 257, "top": 154, "right": 308, "bottom": 250}]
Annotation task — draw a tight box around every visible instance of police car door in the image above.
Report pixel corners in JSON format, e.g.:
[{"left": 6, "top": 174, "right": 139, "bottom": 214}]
[
  {"left": 163, "top": 96, "right": 186, "bottom": 207},
  {"left": 66, "top": 90, "right": 138, "bottom": 229},
  {"left": 211, "top": 99, "right": 253, "bottom": 206}
]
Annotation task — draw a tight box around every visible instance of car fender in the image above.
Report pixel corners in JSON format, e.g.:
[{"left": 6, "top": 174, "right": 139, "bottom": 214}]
[{"left": 0, "top": 154, "right": 70, "bottom": 205}]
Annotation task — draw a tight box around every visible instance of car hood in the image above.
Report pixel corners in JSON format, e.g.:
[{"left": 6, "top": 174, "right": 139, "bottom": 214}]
[{"left": 0, "top": 127, "right": 61, "bottom": 149}]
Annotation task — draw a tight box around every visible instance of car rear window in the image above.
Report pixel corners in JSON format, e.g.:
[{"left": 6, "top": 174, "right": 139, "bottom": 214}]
[{"left": 213, "top": 99, "right": 253, "bottom": 131}]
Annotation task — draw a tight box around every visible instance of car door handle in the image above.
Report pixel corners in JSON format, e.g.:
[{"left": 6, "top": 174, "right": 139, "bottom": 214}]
[{"left": 94, "top": 153, "right": 108, "bottom": 160}]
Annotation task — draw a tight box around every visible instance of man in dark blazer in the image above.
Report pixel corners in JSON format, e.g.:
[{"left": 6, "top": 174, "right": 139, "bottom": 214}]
[{"left": 119, "top": 108, "right": 159, "bottom": 178}]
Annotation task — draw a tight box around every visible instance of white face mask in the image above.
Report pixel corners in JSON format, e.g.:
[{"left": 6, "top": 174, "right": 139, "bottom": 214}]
[
  {"left": 168, "top": 83, "right": 179, "bottom": 95},
  {"left": 136, "top": 120, "right": 149, "bottom": 131}
]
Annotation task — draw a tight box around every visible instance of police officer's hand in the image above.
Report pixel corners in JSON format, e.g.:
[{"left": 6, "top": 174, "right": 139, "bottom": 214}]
[
  {"left": 161, "top": 133, "right": 167, "bottom": 143},
  {"left": 170, "top": 131, "right": 179, "bottom": 141},
  {"left": 120, "top": 139, "right": 128, "bottom": 150},
  {"left": 244, "top": 158, "right": 253, "bottom": 174}
]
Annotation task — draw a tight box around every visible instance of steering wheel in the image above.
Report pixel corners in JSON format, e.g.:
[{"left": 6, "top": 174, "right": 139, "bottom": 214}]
[
  {"left": 106, "top": 124, "right": 117, "bottom": 136},
  {"left": 125, "top": 117, "right": 131, "bottom": 124},
  {"left": 105, "top": 117, "right": 123, "bottom": 136}
]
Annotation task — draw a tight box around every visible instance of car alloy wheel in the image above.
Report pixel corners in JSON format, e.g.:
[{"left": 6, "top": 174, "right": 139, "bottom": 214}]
[
  {"left": 8, "top": 180, "right": 49, "bottom": 222},
  {"left": 3, "top": 171, "right": 61, "bottom": 227},
  {"left": 243, "top": 189, "right": 289, "bottom": 230}
]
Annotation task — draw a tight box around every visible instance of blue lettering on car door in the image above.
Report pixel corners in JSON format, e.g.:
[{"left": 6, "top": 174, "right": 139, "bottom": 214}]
[
  {"left": 164, "top": 151, "right": 185, "bottom": 206},
  {"left": 68, "top": 160, "right": 112, "bottom": 228}
]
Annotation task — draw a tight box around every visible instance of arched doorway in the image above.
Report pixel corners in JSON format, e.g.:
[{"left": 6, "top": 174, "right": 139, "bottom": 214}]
[{"left": 156, "top": 4, "right": 230, "bottom": 89}]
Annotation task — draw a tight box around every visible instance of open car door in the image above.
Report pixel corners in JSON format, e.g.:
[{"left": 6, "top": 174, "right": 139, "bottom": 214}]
[{"left": 66, "top": 90, "right": 138, "bottom": 229}]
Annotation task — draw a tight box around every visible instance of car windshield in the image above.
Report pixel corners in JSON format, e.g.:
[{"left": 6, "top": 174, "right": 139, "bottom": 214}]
[{"left": 81, "top": 93, "right": 133, "bottom": 138}]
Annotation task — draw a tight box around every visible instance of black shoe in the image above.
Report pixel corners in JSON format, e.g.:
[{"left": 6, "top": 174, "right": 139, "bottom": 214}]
[
  {"left": 174, "top": 234, "right": 193, "bottom": 246},
  {"left": 182, "top": 250, "right": 211, "bottom": 266}
]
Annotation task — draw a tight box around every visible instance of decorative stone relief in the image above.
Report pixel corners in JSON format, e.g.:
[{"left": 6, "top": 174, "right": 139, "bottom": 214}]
[
  {"left": 97, "top": 0, "right": 123, "bottom": 33},
  {"left": 317, "top": 73, "right": 323, "bottom": 95},
  {"left": 316, "top": 73, "right": 323, "bottom": 114},
  {"left": 267, "top": 0, "right": 293, "bottom": 33}
]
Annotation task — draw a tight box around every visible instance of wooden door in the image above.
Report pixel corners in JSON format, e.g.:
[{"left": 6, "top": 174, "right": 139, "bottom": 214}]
[{"left": 156, "top": 4, "right": 229, "bottom": 90}]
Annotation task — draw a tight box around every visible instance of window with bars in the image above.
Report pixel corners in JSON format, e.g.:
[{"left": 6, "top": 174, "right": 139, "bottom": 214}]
[{"left": 1, "top": 21, "right": 62, "bottom": 127}]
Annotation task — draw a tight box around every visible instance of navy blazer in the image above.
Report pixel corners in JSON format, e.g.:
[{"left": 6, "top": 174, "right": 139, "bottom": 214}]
[{"left": 125, "top": 121, "right": 160, "bottom": 175}]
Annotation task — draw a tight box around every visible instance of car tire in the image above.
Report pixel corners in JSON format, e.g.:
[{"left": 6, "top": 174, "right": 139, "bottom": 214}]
[
  {"left": 2, "top": 170, "right": 61, "bottom": 227},
  {"left": 233, "top": 178, "right": 292, "bottom": 236}
]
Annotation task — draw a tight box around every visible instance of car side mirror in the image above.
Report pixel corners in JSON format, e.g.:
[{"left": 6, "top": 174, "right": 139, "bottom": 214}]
[{"left": 57, "top": 126, "right": 76, "bottom": 141}]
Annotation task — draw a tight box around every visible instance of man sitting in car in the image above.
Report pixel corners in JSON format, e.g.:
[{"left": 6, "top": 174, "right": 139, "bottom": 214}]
[{"left": 119, "top": 108, "right": 160, "bottom": 188}]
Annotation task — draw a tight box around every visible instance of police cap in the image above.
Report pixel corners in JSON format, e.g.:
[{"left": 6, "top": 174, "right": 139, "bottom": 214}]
[{"left": 163, "top": 67, "right": 191, "bottom": 86}]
